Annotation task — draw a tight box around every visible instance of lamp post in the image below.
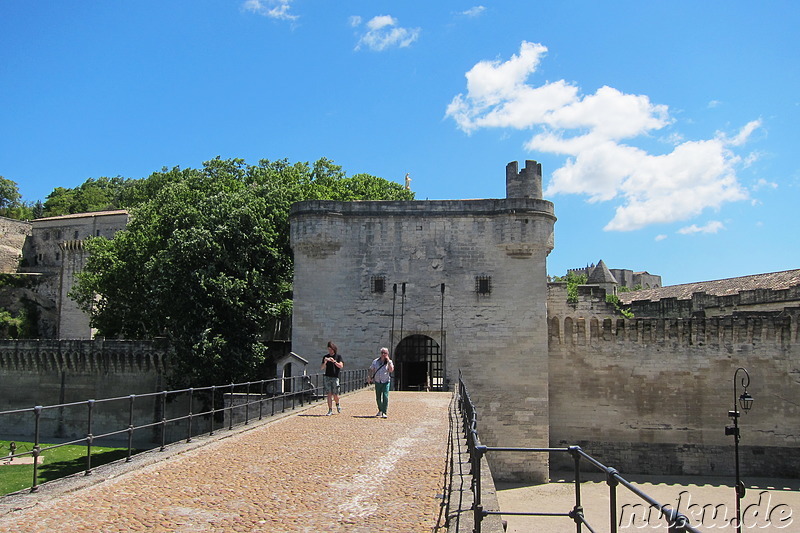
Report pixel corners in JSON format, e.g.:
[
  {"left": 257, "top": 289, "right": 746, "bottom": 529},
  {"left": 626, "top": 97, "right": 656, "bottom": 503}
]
[{"left": 725, "top": 367, "right": 754, "bottom": 533}]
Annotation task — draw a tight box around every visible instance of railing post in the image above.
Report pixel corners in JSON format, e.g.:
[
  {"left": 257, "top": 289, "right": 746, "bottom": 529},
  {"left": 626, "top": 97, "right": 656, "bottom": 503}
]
[
  {"left": 607, "top": 468, "right": 619, "bottom": 533},
  {"left": 160, "top": 391, "right": 167, "bottom": 451},
  {"left": 298, "top": 376, "right": 304, "bottom": 407},
  {"left": 127, "top": 394, "right": 135, "bottom": 462},
  {"left": 85, "top": 399, "right": 95, "bottom": 475},
  {"left": 569, "top": 446, "right": 584, "bottom": 532},
  {"left": 210, "top": 385, "right": 216, "bottom": 436},
  {"left": 244, "top": 382, "right": 250, "bottom": 425},
  {"left": 271, "top": 378, "right": 276, "bottom": 417},
  {"left": 187, "top": 388, "right": 194, "bottom": 442},
  {"left": 473, "top": 444, "right": 487, "bottom": 533},
  {"left": 30, "top": 406, "right": 42, "bottom": 492},
  {"left": 228, "top": 383, "right": 234, "bottom": 430},
  {"left": 259, "top": 380, "right": 265, "bottom": 420}
]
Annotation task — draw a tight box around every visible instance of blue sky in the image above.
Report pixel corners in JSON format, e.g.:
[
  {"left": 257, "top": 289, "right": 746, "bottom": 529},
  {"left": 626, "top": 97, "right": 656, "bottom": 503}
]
[{"left": 1, "top": 1, "right": 798, "bottom": 286}]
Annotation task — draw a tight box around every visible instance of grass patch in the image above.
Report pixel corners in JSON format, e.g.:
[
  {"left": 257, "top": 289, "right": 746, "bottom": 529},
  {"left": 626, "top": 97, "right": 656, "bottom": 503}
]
[{"left": 0, "top": 440, "right": 135, "bottom": 495}]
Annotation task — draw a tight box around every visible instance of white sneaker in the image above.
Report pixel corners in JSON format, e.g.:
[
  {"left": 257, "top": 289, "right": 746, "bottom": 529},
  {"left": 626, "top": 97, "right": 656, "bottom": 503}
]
[
  {"left": 375, "top": 411, "right": 382, "bottom": 417},
  {"left": 381, "top": 412, "right": 388, "bottom": 418},
  {"left": 336, "top": 404, "right": 342, "bottom": 413},
  {"left": 326, "top": 410, "right": 333, "bottom": 416}
]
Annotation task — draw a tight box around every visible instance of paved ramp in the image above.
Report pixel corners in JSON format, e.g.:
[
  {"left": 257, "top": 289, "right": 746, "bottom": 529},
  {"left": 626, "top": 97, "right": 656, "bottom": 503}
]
[{"left": 0, "top": 390, "right": 452, "bottom": 533}]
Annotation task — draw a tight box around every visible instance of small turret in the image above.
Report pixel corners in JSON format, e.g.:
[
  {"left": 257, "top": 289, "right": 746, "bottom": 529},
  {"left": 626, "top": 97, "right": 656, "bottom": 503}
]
[{"left": 506, "top": 160, "right": 543, "bottom": 199}]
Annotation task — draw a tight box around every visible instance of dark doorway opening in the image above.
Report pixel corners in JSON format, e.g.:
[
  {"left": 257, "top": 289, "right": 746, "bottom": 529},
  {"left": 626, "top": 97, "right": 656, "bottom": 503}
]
[{"left": 393, "top": 334, "right": 443, "bottom": 391}]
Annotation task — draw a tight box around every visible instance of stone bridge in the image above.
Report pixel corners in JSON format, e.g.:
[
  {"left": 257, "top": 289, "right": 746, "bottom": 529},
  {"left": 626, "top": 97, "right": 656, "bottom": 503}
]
[{"left": 0, "top": 390, "right": 504, "bottom": 533}]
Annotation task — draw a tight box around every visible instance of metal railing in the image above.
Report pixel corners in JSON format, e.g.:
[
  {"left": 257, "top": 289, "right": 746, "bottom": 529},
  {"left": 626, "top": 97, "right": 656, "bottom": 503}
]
[
  {"left": 1, "top": 368, "right": 367, "bottom": 493},
  {"left": 458, "top": 372, "right": 701, "bottom": 533}
]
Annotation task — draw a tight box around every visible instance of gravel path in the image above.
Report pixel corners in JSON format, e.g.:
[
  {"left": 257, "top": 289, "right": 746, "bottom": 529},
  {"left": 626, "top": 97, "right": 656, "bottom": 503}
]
[{"left": 0, "top": 390, "right": 451, "bottom": 533}]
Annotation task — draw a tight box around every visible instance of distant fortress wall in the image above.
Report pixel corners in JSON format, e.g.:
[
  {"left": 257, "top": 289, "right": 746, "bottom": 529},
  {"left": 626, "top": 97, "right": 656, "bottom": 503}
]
[
  {"left": 627, "top": 285, "right": 800, "bottom": 318},
  {"left": 548, "top": 309, "right": 800, "bottom": 477},
  {"left": 0, "top": 339, "right": 174, "bottom": 448}
]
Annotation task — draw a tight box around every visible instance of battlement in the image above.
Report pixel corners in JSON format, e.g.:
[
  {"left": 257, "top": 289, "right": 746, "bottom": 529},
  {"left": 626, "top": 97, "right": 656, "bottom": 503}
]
[
  {"left": 506, "top": 160, "right": 543, "bottom": 199},
  {"left": 549, "top": 308, "right": 800, "bottom": 346},
  {"left": 626, "top": 284, "right": 800, "bottom": 318},
  {"left": 0, "top": 339, "right": 170, "bottom": 374}
]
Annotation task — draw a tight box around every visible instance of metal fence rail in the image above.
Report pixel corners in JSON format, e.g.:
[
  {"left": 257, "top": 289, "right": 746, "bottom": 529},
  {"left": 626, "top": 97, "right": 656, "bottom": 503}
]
[
  {"left": 1, "top": 368, "right": 367, "bottom": 493},
  {"left": 458, "top": 371, "right": 701, "bottom": 533}
]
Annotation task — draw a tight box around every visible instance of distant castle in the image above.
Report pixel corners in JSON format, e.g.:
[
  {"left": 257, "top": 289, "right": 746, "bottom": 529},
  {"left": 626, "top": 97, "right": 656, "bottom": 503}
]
[
  {"left": 563, "top": 259, "right": 662, "bottom": 295},
  {"left": 0, "top": 210, "right": 128, "bottom": 338}
]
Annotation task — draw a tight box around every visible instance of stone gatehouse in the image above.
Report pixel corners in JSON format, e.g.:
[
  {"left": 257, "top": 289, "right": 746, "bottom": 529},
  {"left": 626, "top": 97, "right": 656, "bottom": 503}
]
[{"left": 290, "top": 160, "right": 555, "bottom": 482}]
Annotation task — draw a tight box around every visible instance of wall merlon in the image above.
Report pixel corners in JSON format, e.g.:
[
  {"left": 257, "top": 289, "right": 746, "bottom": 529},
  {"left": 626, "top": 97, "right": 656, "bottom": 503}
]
[
  {"left": 550, "top": 312, "right": 798, "bottom": 347},
  {"left": 628, "top": 282, "right": 800, "bottom": 318},
  {"left": 0, "top": 339, "right": 170, "bottom": 374}
]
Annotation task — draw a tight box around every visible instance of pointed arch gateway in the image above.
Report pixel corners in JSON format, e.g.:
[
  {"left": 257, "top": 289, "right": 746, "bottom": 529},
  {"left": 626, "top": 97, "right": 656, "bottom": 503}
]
[{"left": 393, "top": 334, "right": 444, "bottom": 391}]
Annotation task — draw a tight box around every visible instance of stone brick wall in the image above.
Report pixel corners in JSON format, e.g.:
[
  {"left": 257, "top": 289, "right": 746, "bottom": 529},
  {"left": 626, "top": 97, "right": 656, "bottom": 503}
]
[
  {"left": 547, "top": 282, "right": 620, "bottom": 320},
  {"left": 628, "top": 285, "right": 800, "bottom": 318},
  {"left": 0, "top": 339, "right": 173, "bottom": 448},
  {"left": 548, "top": 310, "right": 800, "bottom": 477},
  {"left": 20, "top": 210, "right": 128, "bottom": 272},
  {"left": 291, "top": 186, "right": 556, "bottom": 482},
  {"left": 58, "top": 241, "right": 92, "bottom": 338},
  {"left": 0, "top": 216, "right": 30, "bottom": 273},
  {"left": 16, "top": 211, "right": 129, "bottom": 338}
]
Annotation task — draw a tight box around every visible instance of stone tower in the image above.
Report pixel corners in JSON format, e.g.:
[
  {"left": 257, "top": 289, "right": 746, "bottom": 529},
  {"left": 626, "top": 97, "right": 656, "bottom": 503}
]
[
  {"left": 290, "top": 160, "right": 556, "bottom": 481},
  {"left": 506, "top": 159, "right": 542, "bottom": 199}
]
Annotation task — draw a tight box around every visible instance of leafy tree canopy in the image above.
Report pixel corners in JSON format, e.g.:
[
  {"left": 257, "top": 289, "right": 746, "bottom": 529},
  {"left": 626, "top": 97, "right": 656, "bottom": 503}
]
[
  {"left": 71, "top": 157, "right": 412, "bottom": 385},
  {"left": 551, "top": 272, "right": 588, "bottom": 304},
  {"left": 43, "top": 176, "right": 134, "bottom": 216},
  {"left": 0, "top": 176, "right": 37, "bottom": 220},
  {"left": 0, "top": 176, "right": 21, "bottom": 210}
]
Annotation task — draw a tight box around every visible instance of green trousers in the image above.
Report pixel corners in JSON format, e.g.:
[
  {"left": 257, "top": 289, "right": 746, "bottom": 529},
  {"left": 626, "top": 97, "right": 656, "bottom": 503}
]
[{"left": 374, "top": 381, "right": 391, "bottom": 413}]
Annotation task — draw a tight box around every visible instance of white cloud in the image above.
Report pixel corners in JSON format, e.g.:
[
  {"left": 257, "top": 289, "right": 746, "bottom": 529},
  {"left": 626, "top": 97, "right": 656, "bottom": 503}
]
[
  {"left": 349, "top": 15, "right": 362, "bottom": 27},
  {"left": 446, "top": 41, "right": 759, "bottom": 231},
  {"left": 461, "top": 6, "right": 486, "bottom": 17},
  {"left": 753, "top": 178, "right": 778, "bottom": 191},
  {"left": 677, "top": 221, "right": 725, "bottom": 235},
  {"left": 354, "top": 15, "right": 420, "bottom": 51},
  {"left": 242, "top": 0, "right": 297, "bottom": 21},
  {"left": 708, "top": 100, "right": 722, "bottom": 108},
  {"left": 722, "top": 119, "right": 762, "bottom": 147},
  {"left": 655, "top": 234, "right": 668, "bottom": 241}
]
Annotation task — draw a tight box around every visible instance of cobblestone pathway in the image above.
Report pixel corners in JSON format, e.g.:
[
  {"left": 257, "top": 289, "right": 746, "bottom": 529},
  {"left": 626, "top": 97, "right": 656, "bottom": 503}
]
[{"left": 0, "top": 390, "right": 452, "bottom": 533}]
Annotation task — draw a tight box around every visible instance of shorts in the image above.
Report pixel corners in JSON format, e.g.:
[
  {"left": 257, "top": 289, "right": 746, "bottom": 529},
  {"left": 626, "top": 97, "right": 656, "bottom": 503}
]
[{"left": 323, "top": 375, "right": 340, "bottom": 395}]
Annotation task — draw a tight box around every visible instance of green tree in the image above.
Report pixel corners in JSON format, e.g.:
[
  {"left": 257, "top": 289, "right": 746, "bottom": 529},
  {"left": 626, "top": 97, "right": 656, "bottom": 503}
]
[
  {"left": 551, "top": 272, "right": 588, "bottom": 303},
  {"left": 606, "top": 294, "right": 634, "bottom": 318},
  {"left": 0, "top": 177, "right": 21, "bottom": 211},
  {"left": 71, "top": 157, "right": 412, "bottom": 385},
  {"left": 43, "top": 176, "right": 134, "bottom": 216}
]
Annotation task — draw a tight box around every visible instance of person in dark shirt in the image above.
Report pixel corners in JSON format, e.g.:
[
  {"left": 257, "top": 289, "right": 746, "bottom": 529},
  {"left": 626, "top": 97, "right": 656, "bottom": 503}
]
[{"left": 321, "top": 341, "right": 344, "bottom": 416}]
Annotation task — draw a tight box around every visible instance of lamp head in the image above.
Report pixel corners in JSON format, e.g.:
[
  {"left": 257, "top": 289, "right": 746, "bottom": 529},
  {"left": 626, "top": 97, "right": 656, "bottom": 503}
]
[{"left": 739, "top": 391, "right": 754, "bottom": 412}]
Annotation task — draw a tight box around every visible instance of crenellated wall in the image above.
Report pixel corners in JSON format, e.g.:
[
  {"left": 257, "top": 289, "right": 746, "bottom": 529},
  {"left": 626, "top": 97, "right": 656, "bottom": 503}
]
[
  {"left": 628, "top": 285, "right": 800, "bottom": 318},
  {"left": 0, "top": 339, "right": 175, "bottom": 448},
  {"left": 548, "top": 309, "right": 800, "bottom": 477}
]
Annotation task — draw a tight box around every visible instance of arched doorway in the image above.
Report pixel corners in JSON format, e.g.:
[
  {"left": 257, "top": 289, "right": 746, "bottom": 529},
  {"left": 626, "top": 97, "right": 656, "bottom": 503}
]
[
  {"left": 393, "top": 335, "right": 443, "bottom": 391},
  {"left": 282, "top": 362, "right": 292, "bottom": 393}
]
